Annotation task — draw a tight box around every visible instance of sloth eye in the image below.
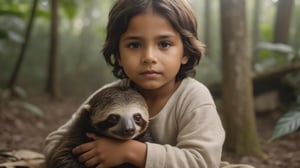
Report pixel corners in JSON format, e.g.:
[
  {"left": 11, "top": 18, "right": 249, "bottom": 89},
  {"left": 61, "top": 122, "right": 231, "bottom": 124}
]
[
  {"left": 133, "top": 114, "right": 142, "bottom": 122},
  {"left": 107, "top": 114, "right": 120, "bottom": 125}
]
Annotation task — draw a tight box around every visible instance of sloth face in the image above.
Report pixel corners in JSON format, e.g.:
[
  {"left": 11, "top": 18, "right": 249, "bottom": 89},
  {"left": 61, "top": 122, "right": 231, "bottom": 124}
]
[
  {"left": 83, "top": 86, "right": 149, "bottom": 140},
  {"left": 91, "top": 104, "right": 148, "bottom": 140}
]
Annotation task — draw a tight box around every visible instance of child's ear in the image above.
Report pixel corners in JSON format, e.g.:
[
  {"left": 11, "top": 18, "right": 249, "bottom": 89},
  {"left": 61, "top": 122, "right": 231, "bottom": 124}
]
[
  {"left": 117, "top": 54, "right": 123, "bottom": 67},
  {"left": 181, "top": 55, "right": 188, "bottom": 65},
  {"left": 118, "top": 59, "right": 123, "bottom": 67}
]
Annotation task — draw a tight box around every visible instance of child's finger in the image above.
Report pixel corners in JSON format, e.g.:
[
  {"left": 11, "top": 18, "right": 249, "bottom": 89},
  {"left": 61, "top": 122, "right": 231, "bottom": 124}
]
[
  {"left": 96, "top": 163, "right": 102, "bottom": 168},
  {"left": 83, "top": 155, "right": 101, "bottom": 167},
  {"left": 77, "top": 149, "right": 96, "bottom": 163},
  {"left": 72, "top": 142, "right": 93, "bottom": 155},
  {"left": 86, "top": 132, "right": 100, "bottom": 140}
]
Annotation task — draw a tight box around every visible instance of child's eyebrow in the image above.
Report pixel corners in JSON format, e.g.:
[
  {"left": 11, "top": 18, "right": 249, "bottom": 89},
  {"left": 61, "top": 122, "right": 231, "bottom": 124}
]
[
  {"left": 122, "top": 36, "right": 141, "bottom": 41},
  {"left": 122, "top": 34, "right": 177, "bottom": 41},
  {"left": 158, "top": 34, "right": 176, "bottom": 39}
]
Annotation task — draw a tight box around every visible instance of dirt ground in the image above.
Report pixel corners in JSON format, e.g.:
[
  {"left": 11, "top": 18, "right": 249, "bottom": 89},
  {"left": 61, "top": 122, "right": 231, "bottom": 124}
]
[{"left": 0, "top": 95, "right": 299, "bottom": 168}]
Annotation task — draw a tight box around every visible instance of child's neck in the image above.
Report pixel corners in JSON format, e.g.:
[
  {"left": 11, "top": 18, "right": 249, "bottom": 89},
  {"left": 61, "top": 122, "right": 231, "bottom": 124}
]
[{"left": 139, "top": 81, "right": 182, "bottom": 117}]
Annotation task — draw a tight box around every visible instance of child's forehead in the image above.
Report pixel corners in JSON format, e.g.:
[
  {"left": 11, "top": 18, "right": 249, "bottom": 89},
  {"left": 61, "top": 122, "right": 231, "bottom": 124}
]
[
  {"left": 127, "top": 11, "right": 173, "bottom": 29},
  {"left": 122, "top": 11, "right": 179, "bottom": 37}
]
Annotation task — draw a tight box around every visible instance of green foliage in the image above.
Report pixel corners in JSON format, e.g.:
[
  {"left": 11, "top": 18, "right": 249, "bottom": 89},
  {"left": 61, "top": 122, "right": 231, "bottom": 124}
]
[
  {"left": 0, "top": 0, "right": 49, "bottom": 19},
  {"left": 0, "top": 0, "right": 30, "bottom": 18},
  {"left": 254, "top": 42, "right": 295, "bottom": 72},
  {"left": 0, "top": 0, "right": 298, "bottom": 101},
  {"left": 270, "top": 107, "right": 300, "bottom": 142},
  {"left": 270, "top": 72, "right": 300, "bottom": 142},
  {"left": 0, "top": 0, "right": 50, "bottom": 43},
  {"left": 60, "top": 0, "right": 79, "bottom": 20},
  {"left": 0, "top": 1, "right": 27, "bottom": 42},
  {"left": 35, "top": 3, "right": 50, "bottom": 20},
  {"left": 0, "top": 28, "right": 8, "bottom": 39},
  {"left": 260, "top": 21, "right": 273, "bottom": 42},
  {"left": 0, "top": 16, "right": 25, "bottom": 43},
  {"left": 4, "top": 0, "right": 45, "bottom": 14}
]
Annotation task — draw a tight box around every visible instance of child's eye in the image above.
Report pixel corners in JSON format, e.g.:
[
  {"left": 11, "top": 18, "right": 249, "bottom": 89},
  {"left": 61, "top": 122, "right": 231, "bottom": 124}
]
[
  {"left": 159, "top": 41, "right": 171, "bottom": 49},
  {"left": 127, "top": 42, "right": 141, "bottom": 49}
]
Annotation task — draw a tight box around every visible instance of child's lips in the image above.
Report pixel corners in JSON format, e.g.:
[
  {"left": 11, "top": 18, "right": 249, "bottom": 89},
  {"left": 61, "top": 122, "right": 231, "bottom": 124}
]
[{"left": 140, "top": 70, "right": 161, "bottom": 78}]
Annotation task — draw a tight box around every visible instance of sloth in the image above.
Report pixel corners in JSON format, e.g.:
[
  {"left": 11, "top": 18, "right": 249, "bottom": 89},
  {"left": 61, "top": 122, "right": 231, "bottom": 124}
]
[{"left": 44, "top": 86, "right": 153, "bottom": 168}]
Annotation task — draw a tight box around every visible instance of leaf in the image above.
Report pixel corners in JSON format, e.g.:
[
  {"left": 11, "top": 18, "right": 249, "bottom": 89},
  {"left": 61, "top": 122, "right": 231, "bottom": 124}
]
[
  {"left": 35, "top": 9, "right": 50, "bottom": 19},
  {"left": 0, "top": 150, "right": 44, "bottom": 168},
  {"left": 16, "top": 101, "right": 44, "bottom": 117},
  {"left": 0, "top": 1, "right": 30, "bottom": 19},
  {"left": 270, "top": 108, "right": 300, "bottom": 142},
  {"left": 1, "top": 86, "right": 27, "bottom": 100},
  {"left": 257, "top": 42, "right": 293, "bottom": 54},
  {"left": 7, "top": 30, "right": 23, "bottom": 43},
  {"left": 0, "top": 149, "right": 44, "bottom": 160},
  {"left": 13, "top": 86, "right": 28, "bottom": 98}
]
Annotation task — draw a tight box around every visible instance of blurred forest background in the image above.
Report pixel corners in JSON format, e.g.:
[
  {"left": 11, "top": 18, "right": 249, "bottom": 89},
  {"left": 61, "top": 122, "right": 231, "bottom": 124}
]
[
  {"left": 1, "top": 0, "right": 300, "bottom": 167},
  {"left": 0, "top": 0, "right": 299, "bottom": 99}
]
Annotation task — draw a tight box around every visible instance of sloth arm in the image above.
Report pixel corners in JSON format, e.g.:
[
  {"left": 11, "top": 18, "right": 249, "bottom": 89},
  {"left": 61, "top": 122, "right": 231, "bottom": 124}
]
[
  {"left": 44, "top": 105, "right": 148, "bottom": 168},
  {"left": 43, "top": 80, "right": 123, "bottom": 157},
  {"left": 43, "top": 112, "right": 79, "bottom": 156}
]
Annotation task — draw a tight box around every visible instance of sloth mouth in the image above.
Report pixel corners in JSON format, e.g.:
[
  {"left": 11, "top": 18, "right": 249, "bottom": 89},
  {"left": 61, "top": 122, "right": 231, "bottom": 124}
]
[{"left": 111, "top": 131, "right": 138, "bottom": 140}]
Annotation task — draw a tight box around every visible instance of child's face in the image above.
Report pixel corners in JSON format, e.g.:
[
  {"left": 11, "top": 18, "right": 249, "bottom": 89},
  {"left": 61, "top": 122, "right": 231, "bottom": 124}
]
[{"left": 118, "top": 11, "right": 188, "bottom": 91}]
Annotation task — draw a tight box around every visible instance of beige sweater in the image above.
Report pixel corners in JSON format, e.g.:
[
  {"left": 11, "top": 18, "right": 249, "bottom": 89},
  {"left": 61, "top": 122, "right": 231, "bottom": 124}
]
[{"left": 44, "top": 77, "right": 225, "bottom": 168}]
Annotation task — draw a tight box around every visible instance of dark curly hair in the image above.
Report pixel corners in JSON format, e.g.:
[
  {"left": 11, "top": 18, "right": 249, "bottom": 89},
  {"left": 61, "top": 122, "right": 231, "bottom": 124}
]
[{"left": 102, "top": 0, "right": 205, "bottom": 81}]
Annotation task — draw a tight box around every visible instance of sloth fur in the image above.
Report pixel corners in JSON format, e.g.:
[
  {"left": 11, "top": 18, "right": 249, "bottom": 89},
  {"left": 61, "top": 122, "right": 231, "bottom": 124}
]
[{"left": 44, "top": 86, "right": 153, "bottom": 168}]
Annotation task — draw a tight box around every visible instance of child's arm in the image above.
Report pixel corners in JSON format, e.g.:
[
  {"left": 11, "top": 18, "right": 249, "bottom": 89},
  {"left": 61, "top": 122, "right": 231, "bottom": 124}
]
[
  {"left": 139, "top": 79, "right": 226, "bottom": 168},
  {"left": 145, "top": 104, "right": 225, "bottom": 168},
  {"left": 72, "top": 133, "right": 147, "bottom": 168}
]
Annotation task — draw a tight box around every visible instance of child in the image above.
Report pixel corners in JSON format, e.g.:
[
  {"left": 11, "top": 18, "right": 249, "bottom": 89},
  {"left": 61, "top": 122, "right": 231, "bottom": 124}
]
[{"left": 44, "top": 0, "right": 225, "bottom": 167}]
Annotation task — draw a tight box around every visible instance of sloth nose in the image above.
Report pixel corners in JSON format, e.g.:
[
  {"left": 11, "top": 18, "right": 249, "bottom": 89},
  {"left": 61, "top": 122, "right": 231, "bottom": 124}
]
[
  {"left": 123, "top": 127, "right": 136, "bottom": 136},
  {"left": 120, "top": 118, "right": 136, "bottom": 136}
]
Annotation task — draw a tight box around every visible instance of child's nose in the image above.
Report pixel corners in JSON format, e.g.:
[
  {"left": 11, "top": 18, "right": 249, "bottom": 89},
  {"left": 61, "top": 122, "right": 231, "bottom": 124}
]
[{"left": 142, "top": 47, "right": 157, "bottom": 64}]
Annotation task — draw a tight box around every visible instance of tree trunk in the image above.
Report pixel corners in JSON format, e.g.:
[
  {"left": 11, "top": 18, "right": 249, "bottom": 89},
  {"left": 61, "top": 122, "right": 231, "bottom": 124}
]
[
  {"left": 7, "top": 0, "right": 38, "bottom": 91},
  {"left": 46, "top": 0, "right": 60, "bottom": 98},
  {"left": 273, "top": 0, "right": 294, "bottom": 44},
  {"left": 252, "top": 0, "right": 261, "bottom": 67},
  {"left": 291, "top": 2, "right": 300, "bottom": 57},
  {"left": 204, "top": 0, "right": 211, "bottom": 56},
  {"left": 220, "top": 0, "right": 262, "bottom": 156}
]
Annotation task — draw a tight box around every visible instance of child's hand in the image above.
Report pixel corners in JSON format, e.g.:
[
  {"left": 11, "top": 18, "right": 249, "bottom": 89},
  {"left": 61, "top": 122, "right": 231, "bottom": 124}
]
[{"left": 72, "top": 133, "right": 128, "bottom": 168}]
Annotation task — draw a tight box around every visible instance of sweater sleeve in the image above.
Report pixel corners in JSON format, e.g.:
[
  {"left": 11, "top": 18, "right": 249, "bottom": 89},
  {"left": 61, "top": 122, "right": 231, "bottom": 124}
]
[
  {"left": 145, "top": 104, "right": 225, "bottom": 168},
  {"left": 144, "top": 78, "right": 225, "bottom": 168},
  {"left": 146, "top": 79, "right": 225, "bottom": 168}
]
